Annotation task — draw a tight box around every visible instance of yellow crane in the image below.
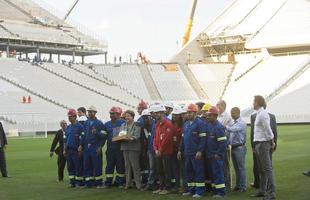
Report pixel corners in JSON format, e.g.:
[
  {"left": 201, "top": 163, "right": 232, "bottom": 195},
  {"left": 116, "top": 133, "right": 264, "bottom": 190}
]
[{"left": 182, "top": 0, "right": 198, "bottom": 47}]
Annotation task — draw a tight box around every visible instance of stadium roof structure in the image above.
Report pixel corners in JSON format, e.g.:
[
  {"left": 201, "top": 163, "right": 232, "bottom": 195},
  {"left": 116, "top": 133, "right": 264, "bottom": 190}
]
[
  {"left": 172, "top": 0, "right": 310, "bottom": 63},
  {"left": 0, "top": 0, "right": 107, "bottom": 63}
]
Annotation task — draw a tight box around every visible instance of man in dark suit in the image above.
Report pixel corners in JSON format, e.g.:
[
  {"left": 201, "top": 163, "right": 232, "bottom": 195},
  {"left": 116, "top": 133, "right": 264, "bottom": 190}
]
[
  {"left": 250, "top": 106, "right": 278, "bottom": 188},
  {"left": 50, "top": 120, "right": 67, "bottom": 182},
  {"left": 0, "top": 122, "right": 9, "bottom": 178}
]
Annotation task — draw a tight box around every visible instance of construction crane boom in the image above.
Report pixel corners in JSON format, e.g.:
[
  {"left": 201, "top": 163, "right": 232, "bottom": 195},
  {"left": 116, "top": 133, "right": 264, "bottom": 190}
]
[
  {"left": 182, "top": 0, "right": 198, "bottom": 47},
  {"left": 63, "top": 0, "right": 80, "bottom": 22}
]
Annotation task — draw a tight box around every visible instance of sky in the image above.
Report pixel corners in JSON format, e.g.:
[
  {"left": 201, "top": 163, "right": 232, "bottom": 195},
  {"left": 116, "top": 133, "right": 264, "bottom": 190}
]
[{"left": 32, "top": 0, "right": 230, "bottom": 63}]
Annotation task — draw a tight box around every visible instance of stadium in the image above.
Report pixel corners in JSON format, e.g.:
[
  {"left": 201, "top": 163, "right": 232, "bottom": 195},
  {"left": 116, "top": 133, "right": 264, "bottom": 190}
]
[{"left": 0, "top": 0, "right": 309, "bottom": 200}]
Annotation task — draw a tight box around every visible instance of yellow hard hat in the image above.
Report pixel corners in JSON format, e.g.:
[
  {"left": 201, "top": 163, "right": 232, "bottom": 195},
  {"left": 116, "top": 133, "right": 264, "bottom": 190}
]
[{"left": 201, "top": 103, "right": 212, "bottom": 111}]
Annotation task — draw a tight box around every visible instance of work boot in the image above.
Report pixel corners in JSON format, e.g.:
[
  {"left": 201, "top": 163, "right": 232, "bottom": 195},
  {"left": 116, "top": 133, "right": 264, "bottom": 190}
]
[{"left": 302, "top": 171, "right": 310, "bottom": 177}]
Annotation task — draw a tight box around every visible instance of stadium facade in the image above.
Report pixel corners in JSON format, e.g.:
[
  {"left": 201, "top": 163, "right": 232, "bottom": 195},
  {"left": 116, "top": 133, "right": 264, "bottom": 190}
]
[{"left": 0, "top": 0, "right": 309, "bottom": 135}]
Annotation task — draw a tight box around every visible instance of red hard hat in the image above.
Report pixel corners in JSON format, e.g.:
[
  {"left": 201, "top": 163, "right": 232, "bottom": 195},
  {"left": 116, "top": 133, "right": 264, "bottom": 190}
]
[
  {"left": 110, "top": 106, "right": 122, "bottom": 115},
  {"left": 207, "top": 106, "right": 219, "bottom": 115},
  {"left": 117, "top": 107, "right": 123, "bottom": 114},
  {"left": 138, "top": 100, "right": 148, "bottom": 109},
  {"left": 67, "top": 108, "right": 77, "bottom": 117},
  {"left": 187, "top": 103, "right": 198, "bottom": 112}
]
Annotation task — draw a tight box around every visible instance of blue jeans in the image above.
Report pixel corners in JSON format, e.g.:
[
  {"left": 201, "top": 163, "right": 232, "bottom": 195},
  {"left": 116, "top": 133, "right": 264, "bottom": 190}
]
[
  {"left": 231, "top": 145, "right": 246, "bottom": 190},
  {"left": 147, "top": 150, "right": 157, "bottom": 185}
]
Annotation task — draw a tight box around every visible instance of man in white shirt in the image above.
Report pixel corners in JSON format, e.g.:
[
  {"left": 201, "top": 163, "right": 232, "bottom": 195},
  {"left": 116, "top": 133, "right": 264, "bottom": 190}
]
[
  {"left": 217, "top": 100, "right": 233, "bottom": 190},
  {"left": 252, "top": 96, "right": 276, "bottom": 200}
]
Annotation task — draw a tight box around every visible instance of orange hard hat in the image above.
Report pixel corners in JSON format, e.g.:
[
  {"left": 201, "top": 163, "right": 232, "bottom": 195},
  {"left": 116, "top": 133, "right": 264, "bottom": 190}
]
[
  {"left": 187, "top": 103, "right": 198, "bottom": 112},
  {"left": 67, "top": 108, "right": 77, "bottom": 117},
  {"left": 207, "top": 106, "right": 219, "bottom": 115}
]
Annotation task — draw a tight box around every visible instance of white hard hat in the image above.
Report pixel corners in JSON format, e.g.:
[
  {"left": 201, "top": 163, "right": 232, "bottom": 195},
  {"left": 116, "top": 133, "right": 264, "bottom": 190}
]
[
  {"left": 87, "top": 105, "right": 97, "bottom": 112},
  {"left": 172, "top": 106, "right": 183, "bottom": 115},
  {"left": 141, "top": 109, "right": 151, "bottom": 116},
  {"left": 180, "top": 106, "right": 187, "bottom": 114},
  {"left": 164, "top": 102, "right": 174, "bottom": 109},
  {"left": 152, "top": 104, "right": 166, "bottom": 113}
]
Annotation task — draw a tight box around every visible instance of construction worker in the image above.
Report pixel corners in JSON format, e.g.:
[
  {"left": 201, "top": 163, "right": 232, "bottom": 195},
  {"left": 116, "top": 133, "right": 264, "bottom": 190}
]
[
  {"left": 152, "top": 104, "right": 174, "bottom": 195},
  {"left": 139, "top": 109, "right": 152, "bottom": 187},
  {"left": 137, "top": 100, "right": 148, "bottom": 127},
  {"left": 76, "top": 106, "right": 88, "bottom": 186},
  {"left": 206, "top": 106, "right": 227, "bottom": 198},
  {"left": 103, "top": 106, "right": 126, "bottom": 188},
  {"left": 136, "top": 100, "right": 148, "bottom": 182},
  {"left": 216, "top": 100, "right": 233, "bottom": 190},
  {"left": 81, "top": 106, "right": 106, "bottom": 188},
  {"left": 178, "top": 103, "right": 208, "bottom": 198},
  {"left": 200, "top": 103, "right": 211, "bottom": 119},
  {"left": 63, "top": 109, "right": 84, "bottom": 188},
  {"left": 200, "top": 103, "right": 212, "bottom": 191},
  {"left": 164, "top": 102, "right": 174, "bottom": 120},
  {"left": 142, "top": 106, "right": 158, "bottom": 191},
  {"left": 170, "top": 106, "right": 184, "bottom": 192}
]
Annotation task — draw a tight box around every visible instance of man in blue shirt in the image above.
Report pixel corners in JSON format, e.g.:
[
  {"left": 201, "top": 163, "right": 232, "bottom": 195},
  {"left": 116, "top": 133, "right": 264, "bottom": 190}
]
[
  {"left": 81, "top": 106, "right": 106, "bottom": 188},
  {"left": 206, "top": 106, "right": 227, "bottom": 198},
  {"left": 103, "top": 107, "right": 126, "bottom": 188},
  {"left": 64, "top": 109, "right": 84, "bottom": 188},
  {"left": 226, "top": 107, "right": 247, "bottom": 192}
]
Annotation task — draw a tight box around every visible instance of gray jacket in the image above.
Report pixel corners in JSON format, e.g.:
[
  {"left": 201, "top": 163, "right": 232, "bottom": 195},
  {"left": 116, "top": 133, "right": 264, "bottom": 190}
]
[{"left": 120, "top": 122, "right": 141, "bottom": 151}]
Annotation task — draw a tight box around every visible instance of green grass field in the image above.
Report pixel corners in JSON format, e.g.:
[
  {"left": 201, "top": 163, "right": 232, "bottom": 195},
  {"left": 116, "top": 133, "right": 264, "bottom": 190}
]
[{"left": 0, "top": 125, "right": 309, "bottom": 200}]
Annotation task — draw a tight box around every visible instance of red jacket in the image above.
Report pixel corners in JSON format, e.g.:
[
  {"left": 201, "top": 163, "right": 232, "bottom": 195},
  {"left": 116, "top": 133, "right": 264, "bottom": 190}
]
[
  {"left": 153, "top": 119, "right": 174, "bottom": 155},
  {"left": 172, "top": 124, "right": 182, "bottom": 153}
]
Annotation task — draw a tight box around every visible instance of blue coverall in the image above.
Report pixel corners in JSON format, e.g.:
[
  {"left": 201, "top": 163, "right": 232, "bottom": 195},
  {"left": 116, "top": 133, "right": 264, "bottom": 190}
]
[
  {"left": 206, "top": 120, "right": 227, "bottom": 197},
  {"left": 64, "top": 122, "right": 84, "bottom": 187},
  {"left": 82, "top": 118, "right": 105, "bottom": 187},
  {"left": 104, "top": 118, "right": 126, "bottom": 186},
  {"left": 181, "top": 117, "right": 208, "bottom": 196}
]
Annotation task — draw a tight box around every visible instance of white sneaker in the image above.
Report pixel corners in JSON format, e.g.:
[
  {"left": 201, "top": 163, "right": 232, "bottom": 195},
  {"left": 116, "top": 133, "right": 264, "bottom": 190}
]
[
  {"left": 182, "top": 192, "right": 192, "bottom": 196},
  {"left": 212, "top": 194, "right": 224, "bottom": 198},
  {"left": 159, "top": 190, "right": 169, "bottom": 195},
  {"left": 153, "top": 189, "right": 161, "bottom": 194},
  {"left": 192, "top": 194, "right": 203, "bottom": 198}
]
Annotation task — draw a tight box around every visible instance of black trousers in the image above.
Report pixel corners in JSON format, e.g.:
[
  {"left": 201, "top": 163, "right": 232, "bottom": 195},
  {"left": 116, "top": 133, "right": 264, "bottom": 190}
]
[
  {"left": 57, "top": 154, "right": 66, "bottom": 181},
  {"left": 156, "top": 155, "right": 172, "bottom": 190},
  {"left": 0, "top": 148, "right": 8, "bottom": 177}
]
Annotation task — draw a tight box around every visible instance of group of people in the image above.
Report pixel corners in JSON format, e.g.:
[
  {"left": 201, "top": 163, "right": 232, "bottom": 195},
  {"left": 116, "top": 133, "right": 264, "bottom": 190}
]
[{"left": 49, "top": 95, "right": 277, "bottom": 199}]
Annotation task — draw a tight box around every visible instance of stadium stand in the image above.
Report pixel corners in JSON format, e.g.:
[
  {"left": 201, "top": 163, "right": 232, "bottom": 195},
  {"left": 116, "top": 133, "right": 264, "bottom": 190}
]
[
  {"left": 223, "top": 54, "right": 309, "bottom": 110},
  {"left": 0, "top": 79, "right": 66, "bottom": 132},
  {"left": 0, "top": 58, "right": 132, "bottom": 120},
  {"left": 1, "top": 20, "right": 78, "bottom": 44},
  {"left": 148, "top": 64, "right": 199, "bottom": 101},
  {"left": 188, "top": 63, "right": 233, "bottom": 104},
  {"left": 41, "top": 62, "right": 139, "bottom": 107},
  {"left": 93, "top": 64, "right": 152, "bottom": 101}
]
